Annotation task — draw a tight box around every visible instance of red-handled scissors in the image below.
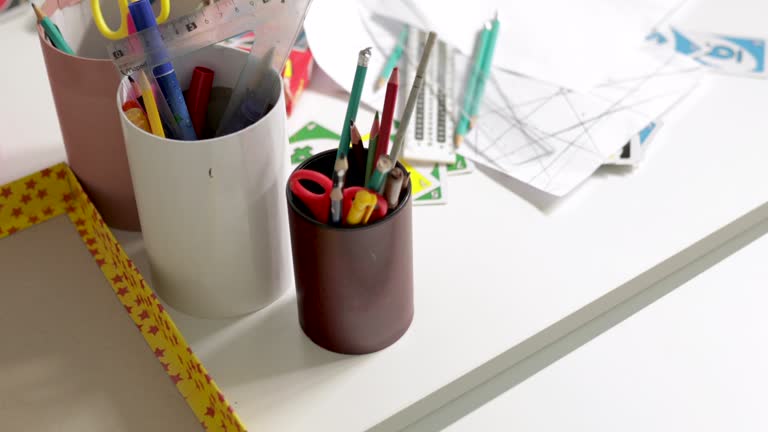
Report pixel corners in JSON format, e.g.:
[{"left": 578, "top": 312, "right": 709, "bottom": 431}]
[
  {"left": 290, "top": 169, "right": 333, "bottom": 224},
  {"left": 290, "top": 170, "right": 389, "bottom": 225}
]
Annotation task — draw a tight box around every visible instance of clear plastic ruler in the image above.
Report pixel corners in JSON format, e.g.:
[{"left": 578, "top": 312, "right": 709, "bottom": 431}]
[
  {"left": 403, "top": 27, "right": 456, "bottom": 164},
  {"left": 107, "top": 0, "right": 311, "bottom": 75}
]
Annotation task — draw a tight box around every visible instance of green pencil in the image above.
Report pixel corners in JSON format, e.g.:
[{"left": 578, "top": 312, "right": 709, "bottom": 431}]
[
  {"left": 365, "top": 111, "right": 380, "bottom": 185},
  {"left": 375, "top": 26, "right": 408, "bottom": 91},
  {"left": 336, "top": 47, "right": 372, "bottom": 160},
  {"left": 32, "top": 3, "right": 74, "bottom": 55},
  {"left": 454, "top": 21, "right": 491, "bottom": 147},
  {"left": 469, "top": 12, "right": 500, "bottom": 129}
]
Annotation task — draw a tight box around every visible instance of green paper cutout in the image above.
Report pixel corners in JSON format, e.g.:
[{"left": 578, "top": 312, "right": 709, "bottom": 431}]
[{"left": 289, "top": 122, "right": 340, "bottom": 144}]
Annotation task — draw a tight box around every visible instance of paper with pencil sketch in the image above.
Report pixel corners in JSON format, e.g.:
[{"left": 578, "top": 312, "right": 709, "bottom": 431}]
[
  {"left": 366, "top": 0, "right": 688, "bottom": 90},
  {"left": 455, "top": 45, "right": 699, "bottom": 196},
  {"left": 304, "top": 1, "right": 700, "bottom": 196}
]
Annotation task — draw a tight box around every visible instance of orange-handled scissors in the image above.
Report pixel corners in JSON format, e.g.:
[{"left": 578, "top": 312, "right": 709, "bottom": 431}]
[{"left": 91, "top": 0, "right": 171, "bottom": 40}]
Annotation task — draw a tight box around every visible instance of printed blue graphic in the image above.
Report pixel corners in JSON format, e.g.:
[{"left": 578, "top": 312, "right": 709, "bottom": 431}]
[{"left": 638, "top": 122, "right": 657, "bottom": 145}]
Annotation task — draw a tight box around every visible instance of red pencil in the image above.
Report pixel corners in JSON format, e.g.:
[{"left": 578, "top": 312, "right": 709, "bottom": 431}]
[{"left": 374, "top": 67, "right": 399, "bottom": 166}]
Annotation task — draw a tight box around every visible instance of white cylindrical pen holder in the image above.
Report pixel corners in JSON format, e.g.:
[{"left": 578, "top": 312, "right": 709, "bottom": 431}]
[{"left": 119, "top": 45, "right": 290, "bottom": 318}]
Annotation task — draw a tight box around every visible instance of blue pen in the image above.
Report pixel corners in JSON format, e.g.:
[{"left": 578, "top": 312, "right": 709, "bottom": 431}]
[{"left": 128, "top": 0, "right": 197, "bottom": 140}]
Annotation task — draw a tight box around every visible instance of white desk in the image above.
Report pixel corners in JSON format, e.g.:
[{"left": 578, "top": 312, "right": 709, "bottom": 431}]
[
  {"left": 446, "top": 218, "right": 768, "bottom": 432},
  {"left": 3, "top": 1, "right": 768, "bottom": 431},
  {"left": 153, "top": 73, "right": 768, "bottom": 432}
]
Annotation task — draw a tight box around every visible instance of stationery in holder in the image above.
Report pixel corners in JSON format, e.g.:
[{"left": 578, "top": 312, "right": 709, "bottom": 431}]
[
  {"left": 286, "top": 149, "right": 414, "bottom": 355},
  {"left": 119, "top": 45, "right": 291, "bottom": 318},
  {"left": 35, "top": 0, "right": 141, "bottom": 230}
]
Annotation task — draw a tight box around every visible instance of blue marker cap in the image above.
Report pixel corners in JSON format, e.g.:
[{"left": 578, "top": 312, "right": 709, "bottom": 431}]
[
  {"left": 127, "top": 0, "right": 157, "bottom": 31},
  {"left": 129, "top": 0, "right": 171, "bottom": 73}
]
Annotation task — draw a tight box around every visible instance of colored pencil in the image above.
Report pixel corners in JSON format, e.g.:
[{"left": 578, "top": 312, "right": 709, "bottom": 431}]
[
  {"left": 469, "top": 12, "right": 500, "bottom": 129},
  {"left": 349, "top": 121, "right": 366, "bottom": 187},
  {"left": 365, "top": 111, "right": 380, "bottom": 185},
  {"left": 375, "top": 26, "right": 408, "bottom": 91},
  {"left": 336, "top": 47, "right": 372, "bottom": 159},
  {"left": 32, "top": 4, "right": 74, "bottom": 55},
  {"left": 376, "top": 67, "right": 399, "bottom": 168},
  {"left": 454, "top": 22, "right": 491, "bottom": 147}
]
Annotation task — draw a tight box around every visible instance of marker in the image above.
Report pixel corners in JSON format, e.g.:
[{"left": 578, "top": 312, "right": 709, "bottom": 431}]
[
  {"left": 185, "top": 66, "right": 215, "bottom": 138},
  {"left": 32, "top": 4, "right": 74, "bottom": 55}
]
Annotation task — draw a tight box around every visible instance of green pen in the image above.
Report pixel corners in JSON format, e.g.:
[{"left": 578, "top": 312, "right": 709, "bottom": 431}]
[
  {"left": 32, "top": 4, "right": 74, "bottom": 55},
  {"left": 454, "top": 21, "right": 491, "bottom": 147},
  {"left": 469, "top": 13, "right": 500, "bottom": 129},
  {"left": 336, "top": 47, "right": 372, "bottom": 160},
  {"left": 375, "top": 26, "right": 408, "bottom": 91}
]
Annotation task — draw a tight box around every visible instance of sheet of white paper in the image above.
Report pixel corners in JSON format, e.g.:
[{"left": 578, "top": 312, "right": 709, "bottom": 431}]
[
  {"left": 305, "top": 1, "right": 701, "bottom": 196},
  {"left": 303, "top": 0, "right": 395, "bottom": 110},
  {"left": 367, "top": 0, "right": 687, "bottom": 90}
]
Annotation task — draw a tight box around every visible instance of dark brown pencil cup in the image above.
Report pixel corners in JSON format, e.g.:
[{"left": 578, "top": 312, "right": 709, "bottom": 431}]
[{"left": 286, "top": 149, "right": 414, "bottom": 355}]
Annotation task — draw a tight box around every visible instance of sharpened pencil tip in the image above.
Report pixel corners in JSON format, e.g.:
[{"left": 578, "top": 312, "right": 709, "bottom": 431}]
[
  {"left": 469, "top": 117, "right": 478, "bottom": 130},
  {"left": 390, "top": 67, "right": 400, "bottom": 85},
  {"left": 375, "top": 78, "right": 385, "bottom": 91},
  {"left": 454, "top": 134, "right": 464, "bottom": 147},
  {"left": 32, "top": 3, "right": 44, "bottom": 21}
]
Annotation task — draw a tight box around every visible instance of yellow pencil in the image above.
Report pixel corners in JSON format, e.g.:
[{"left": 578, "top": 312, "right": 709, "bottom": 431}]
[{"left": 136, "top": 72, "right": 165, "bottom": 137}]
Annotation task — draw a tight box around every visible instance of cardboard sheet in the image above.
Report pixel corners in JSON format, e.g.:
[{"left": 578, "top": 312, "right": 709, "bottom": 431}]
[{"left": 0, "top": 215, "right": 201, "bottom": 431}]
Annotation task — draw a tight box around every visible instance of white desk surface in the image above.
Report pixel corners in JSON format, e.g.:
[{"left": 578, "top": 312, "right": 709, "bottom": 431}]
[
  {"left": 3, "top": 1, "right": 768, "bottom": 431},
  {"left": 446, "top": 220, "right": 768, "bottom": 432}
]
